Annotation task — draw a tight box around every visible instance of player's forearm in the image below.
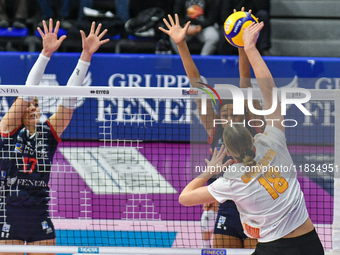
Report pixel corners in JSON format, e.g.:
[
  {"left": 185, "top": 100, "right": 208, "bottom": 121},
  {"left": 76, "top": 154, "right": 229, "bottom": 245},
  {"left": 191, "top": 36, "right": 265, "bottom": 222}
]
[
  {"left": 177, "top": 41, "right": 202, "bottom": 87},
  {"left": 245, "top": 45, "right": 276, "bottom": 111},
  {"left": 239, "top": 48, "right": 251, "bottom": 79},
  {"left": 67, "top": 59, "right": 90, "bottom": 87},
  {"left": 244, "top": 46, "right": 272, "bottom": 79},
  {"left": 239, "top": 48, "right": 252, "bottom": 89},
  {"left": 60, "top": 59, "right": 90, "bottom": 109},
  {"left": 25, "top": 54, "right": 50, "bottom": 86},
  {"left": 181, "top": 172, "right": 213, "bottom": 195}
]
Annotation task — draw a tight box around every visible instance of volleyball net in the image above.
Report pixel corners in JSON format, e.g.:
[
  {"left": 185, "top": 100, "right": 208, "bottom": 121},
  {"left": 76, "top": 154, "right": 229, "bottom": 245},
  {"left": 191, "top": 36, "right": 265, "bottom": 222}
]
[{"left": 0, "top": 81, "right": 338, "bottom": 254}]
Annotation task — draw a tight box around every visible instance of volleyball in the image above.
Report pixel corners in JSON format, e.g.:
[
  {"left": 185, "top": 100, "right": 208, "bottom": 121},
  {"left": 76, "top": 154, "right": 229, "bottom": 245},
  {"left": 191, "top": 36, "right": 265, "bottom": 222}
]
[{"left": 224, "top": 11, "right": 258, "bottom": 48}]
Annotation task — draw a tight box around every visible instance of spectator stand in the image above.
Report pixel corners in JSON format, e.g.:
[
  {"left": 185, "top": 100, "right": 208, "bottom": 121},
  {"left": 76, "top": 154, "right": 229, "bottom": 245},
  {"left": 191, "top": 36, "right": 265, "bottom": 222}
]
[
  {"left": 0, "top": 26, "right": 28, "bottom": 51},
  {"left": 271, "top": 0, "right": 340, "bottom": 57}
]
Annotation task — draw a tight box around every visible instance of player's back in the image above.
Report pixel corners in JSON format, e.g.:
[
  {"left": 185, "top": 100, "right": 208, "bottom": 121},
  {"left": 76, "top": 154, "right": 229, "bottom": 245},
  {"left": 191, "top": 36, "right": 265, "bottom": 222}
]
[{"left": 221, "top": 125, "right": 309, "bottom": 241}]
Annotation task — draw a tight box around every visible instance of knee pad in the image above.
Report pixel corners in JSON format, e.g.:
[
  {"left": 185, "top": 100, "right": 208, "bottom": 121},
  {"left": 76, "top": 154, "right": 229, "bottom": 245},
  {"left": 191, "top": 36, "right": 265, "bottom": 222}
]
[{"left": 201, "top": 210, "right": 217, "bottom": 232}]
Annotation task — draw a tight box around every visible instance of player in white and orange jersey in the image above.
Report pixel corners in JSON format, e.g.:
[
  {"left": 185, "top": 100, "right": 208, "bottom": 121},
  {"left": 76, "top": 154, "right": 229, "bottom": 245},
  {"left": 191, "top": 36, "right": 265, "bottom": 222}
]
[{"left": 179, "top": 21, "right": 324, "bottom": 255}]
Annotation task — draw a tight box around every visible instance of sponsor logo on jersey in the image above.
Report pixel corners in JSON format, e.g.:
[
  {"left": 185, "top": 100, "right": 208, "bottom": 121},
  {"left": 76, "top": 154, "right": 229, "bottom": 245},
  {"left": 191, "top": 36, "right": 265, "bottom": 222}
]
[
  {"left": 41, "top": 220, "right": 48, "bottom": 230},
  {"left": 217, "top": 215, "right": 227, "bottom": 230},
  {"left": 2, "top": 223, "right": 10, "bottom": 232},
  {"left": 14, "top": 143, "right": 23, "bottom": 153},
  {"left": 1, "top": 171, "right": 6, "bottom": 180},
  {"left": 6, "top": 177, "right": 17, "bottom": 186},
  {"left": 16, "top": 179, "right": 48, "bottom": 187},
  {"left": 46, "top": 227, "right": 53, "bottom": 234}
]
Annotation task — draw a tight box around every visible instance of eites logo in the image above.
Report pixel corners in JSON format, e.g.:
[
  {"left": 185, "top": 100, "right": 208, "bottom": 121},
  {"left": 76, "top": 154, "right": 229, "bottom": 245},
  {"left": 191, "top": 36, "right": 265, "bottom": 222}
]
[
  {"left": 182, "top": 82, "right": 223, "bottom": 107},
  {"left": 182, "top": 89, "right": 198, "bottom": 96}
]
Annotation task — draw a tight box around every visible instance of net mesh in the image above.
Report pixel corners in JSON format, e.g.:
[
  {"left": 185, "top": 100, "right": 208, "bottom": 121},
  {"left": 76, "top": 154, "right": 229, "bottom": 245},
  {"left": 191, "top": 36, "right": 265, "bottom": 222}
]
[{"left": 0, "top": 85, "right": 337, "bottom": 253}]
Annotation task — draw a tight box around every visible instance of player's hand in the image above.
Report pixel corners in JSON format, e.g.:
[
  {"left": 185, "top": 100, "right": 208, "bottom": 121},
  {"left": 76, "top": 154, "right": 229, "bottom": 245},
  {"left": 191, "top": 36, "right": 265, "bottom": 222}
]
[
  {"left": 159, "top": 14, "right": 191, "bottom": 45},
  {"left": 38, "top": 19, "right": 66, "bottom": 58},
  {"left": 234, "top": 7, "right": 255, "bottom": 54},
  {"left": 234, "top": 6, "right": 252, "bottom": 14},
  {"left": 80, "top": 22, "right": 110, "bottom": 62},
  {"left": 243, "top": 22, "right": 264, "bottom": 51},
  {"left": 205, "top": 145, "right": 234, "bottom": 175}
]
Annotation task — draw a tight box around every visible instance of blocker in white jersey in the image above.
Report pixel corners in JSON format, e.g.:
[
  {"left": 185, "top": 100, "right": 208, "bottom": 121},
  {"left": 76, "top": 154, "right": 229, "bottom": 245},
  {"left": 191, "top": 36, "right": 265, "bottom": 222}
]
[{"left": 208, "top": 125, "right": 309, "bottom": 242}]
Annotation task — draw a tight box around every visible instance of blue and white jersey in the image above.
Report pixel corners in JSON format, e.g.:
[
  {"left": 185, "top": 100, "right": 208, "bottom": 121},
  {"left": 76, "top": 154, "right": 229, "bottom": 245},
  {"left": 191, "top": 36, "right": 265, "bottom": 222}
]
[{"left": 0, "top": 121, "right": 60, "bottom": 206}]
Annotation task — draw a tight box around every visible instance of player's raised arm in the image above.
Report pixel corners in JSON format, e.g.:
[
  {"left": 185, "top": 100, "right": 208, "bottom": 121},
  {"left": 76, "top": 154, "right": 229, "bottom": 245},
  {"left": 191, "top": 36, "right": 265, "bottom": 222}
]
[
  {"left": 235, "top": 8, "right": 265, "bottom": 133},
  {"left": 159, "top": 14, "right": 215, "bottom": 136},
  {"left": 0, "top": 19, "right": 66, "bottom": 134},
  {"left": 48, "top": 22, "right": 110, "bottom": 137},
  {"left": 243, "top": 22, "right": 284, "bottom": 132}
]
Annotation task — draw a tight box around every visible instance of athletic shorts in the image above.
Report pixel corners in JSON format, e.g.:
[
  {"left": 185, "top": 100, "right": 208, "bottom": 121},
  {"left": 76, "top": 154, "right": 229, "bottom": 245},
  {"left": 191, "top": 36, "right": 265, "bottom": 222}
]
[
  {"left": 0, "top": 204, "right": 55, "bottom": 242},
  {"left": 214, "top": 201, "right": 247, "bottom": 239},
  {"left": 252, "top": 229, "right": 324, "bottom": 255}
]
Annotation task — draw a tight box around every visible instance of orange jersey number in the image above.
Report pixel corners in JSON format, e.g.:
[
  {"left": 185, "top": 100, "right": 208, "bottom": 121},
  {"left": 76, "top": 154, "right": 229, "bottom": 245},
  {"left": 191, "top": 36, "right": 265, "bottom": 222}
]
[{"left": 258, "top": 166, "right": 288, "bottom": 200}]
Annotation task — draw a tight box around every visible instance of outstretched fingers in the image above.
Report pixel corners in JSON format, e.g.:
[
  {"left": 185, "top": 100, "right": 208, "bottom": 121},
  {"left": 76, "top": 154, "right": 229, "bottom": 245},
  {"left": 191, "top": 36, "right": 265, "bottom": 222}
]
[
  {"left": 100, "top": 37, "right": 110, "bottom": 45},
  {"left": 98, "top": 28, "right": 108, "bottom": 40},
  {"left": 95, "top": 23, "right": 102, "bottom": 36},
  {"left": 163, "top": 17, "right": 171, "bottom": 30},
  {"left": 168, "top": 14, "right": 175, "bottom": 26},
  {"left": 90, "top": 21, "right": 95, "bottom": 34},
  {"left": 158, "top": 26, "right": 168, "bottom": 34},
  {"left": 54, "top": 21, "right": 60, "bottom": 35},
  {"left": 175, "top": 13, "right": 180, "bottom": 25},
  {"left": 80, "top": 30, "right": 86, "bottom": 42},
  {"left": 42, "top": 20, "right": 48, "bottom": 34},
  {"left": 48, "top": 18, "right": 53, "bottom": 33},
  {"left": 59, "top": 35, "right": 67, "bottom": 43},
  {"left": 183, "top": 21, "right": 191, "bottom": 32},
  {"left": 37, "top": 27, "right": 44, "bottom": 37},
  {"left": 222, "top": 158, "right": 235, "bottom": 168}
]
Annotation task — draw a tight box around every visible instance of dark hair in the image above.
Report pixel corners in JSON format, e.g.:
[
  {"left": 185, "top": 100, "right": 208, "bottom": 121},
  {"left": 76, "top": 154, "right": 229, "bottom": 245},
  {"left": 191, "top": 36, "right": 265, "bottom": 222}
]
[
  {"left": 218, "top": 99, "right": 233, "bottom": 112},
  {"left": 218, "top": 99, "right": 247, "bottom": 117}
]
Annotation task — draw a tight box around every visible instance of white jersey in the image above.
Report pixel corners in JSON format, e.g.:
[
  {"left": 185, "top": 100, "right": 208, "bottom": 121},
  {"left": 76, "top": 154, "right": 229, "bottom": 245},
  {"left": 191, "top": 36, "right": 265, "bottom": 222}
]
[{"left": 208, "top": 125, "right": 309, "bottom": 242}]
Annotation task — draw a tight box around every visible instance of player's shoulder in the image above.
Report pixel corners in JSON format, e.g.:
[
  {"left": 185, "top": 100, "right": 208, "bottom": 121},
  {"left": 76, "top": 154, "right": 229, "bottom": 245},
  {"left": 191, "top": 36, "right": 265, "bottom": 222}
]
[{"left": 255, "top": 125, "right": 286, "bottom": 143}]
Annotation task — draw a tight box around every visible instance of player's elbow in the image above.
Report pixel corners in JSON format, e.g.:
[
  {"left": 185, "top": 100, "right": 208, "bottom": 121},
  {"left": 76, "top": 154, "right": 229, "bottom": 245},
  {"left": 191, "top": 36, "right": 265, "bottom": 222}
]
[{"left": 179, "top": 194, "right": 192, "bottom": 206}]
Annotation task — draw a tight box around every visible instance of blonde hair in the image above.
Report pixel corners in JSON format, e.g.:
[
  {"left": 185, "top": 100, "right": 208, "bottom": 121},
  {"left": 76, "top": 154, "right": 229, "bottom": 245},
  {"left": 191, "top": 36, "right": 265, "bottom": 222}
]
[{"left": 223, "top": 124, "right": 256, "bottom": 167}]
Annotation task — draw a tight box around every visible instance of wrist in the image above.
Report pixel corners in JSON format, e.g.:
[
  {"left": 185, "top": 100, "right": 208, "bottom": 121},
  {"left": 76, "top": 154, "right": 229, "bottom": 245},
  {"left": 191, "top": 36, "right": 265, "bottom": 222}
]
[
  {"left": 41, "top": 49, "right": 53, "bottom": 58},
  {"left": 177, "top": 40, "right": 187, "bottom": 48},
  {"left": 244, "top": 44, "right": 257, "bottom": 53},
  {"left": 200, "top": 171, "right": 215, "bottom": 178},
  {"left": 80, "top": 51, "right": 93, "bottom": 62}
]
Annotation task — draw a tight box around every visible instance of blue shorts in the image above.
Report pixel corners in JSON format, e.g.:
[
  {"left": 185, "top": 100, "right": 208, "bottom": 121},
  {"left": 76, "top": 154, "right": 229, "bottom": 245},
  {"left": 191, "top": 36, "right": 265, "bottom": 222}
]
[
  {"left": 0, "top": 204, "right": 55, "bottom": 242},
  {"left": 214, "top": 200, "right": 247, "bottom": 239}
]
